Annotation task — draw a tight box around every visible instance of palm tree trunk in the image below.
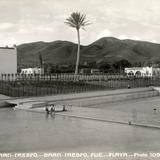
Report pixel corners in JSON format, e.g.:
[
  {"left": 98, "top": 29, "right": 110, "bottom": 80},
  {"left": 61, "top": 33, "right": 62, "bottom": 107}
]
[{"left": 75, "top": 29, "right": 80, "bottom": 75}]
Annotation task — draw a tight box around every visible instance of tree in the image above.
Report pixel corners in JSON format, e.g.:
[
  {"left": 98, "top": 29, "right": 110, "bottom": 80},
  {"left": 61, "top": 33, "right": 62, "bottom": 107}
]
[
  {"left": 98, "top": 62, "right": 111, "bottom": 73},
  {"left": 38, "top": 52, "right": 43, "bottom": 68},
  {"left": 113, "top": 59, "right": 132, "bottom": 73},
  {"left": 65, "top": 12, "right": 90, "bottom": 74},
  {"left": 38, "top": 52, "right": 44, "bottom": 74}
]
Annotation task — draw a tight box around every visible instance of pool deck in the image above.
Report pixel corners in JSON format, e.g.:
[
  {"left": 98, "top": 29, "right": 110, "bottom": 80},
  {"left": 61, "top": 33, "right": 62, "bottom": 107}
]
[
  {"left": 5, "top": 87, "right": 158, "bottom": 105},
  {"left": 2, "top": 87, "right": 160, "bottom": 129}
]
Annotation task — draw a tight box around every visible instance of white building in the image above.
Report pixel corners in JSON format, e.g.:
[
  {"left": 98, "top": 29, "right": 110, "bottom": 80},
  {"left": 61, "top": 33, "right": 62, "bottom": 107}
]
[
  {"left": 125, "top": 67, "right": 160, "bottom": 77},
  {"left": 0, "top": 46, "right": 17, "bottom": 74},
  {"left": 21, "top": 67, "right": 44, "bottom": 74}
]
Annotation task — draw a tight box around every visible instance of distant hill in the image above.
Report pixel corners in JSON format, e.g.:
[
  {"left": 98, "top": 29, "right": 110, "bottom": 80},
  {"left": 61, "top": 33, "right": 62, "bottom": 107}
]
[{"left": 17, "top": 37, "right": 160, "bottom": 67}]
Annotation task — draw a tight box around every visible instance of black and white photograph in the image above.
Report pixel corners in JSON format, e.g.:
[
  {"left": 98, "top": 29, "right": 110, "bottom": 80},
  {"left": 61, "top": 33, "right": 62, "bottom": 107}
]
[{"left": 1, "top": 0, "right": 160, "bottom": 159}]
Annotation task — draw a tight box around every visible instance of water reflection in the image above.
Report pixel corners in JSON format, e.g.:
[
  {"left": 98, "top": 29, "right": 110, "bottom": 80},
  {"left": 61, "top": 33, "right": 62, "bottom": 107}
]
[
  {"left": 45, "top": 112, "right": 49, "bottom": 120},
  {"left": 1, "top": 108, "right": 160, "bottom": 153},
  {"left": 50, "top": 112, "right": 55, "bottom": 119},
  {"left": 45, "top": 112, "right": 55, "bottom": 120}
]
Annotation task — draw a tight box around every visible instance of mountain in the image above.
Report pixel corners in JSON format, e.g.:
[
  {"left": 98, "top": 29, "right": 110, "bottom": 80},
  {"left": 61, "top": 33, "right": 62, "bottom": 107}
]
[{"left": 17, "top": 37, "right": 160, "bottom": 67}]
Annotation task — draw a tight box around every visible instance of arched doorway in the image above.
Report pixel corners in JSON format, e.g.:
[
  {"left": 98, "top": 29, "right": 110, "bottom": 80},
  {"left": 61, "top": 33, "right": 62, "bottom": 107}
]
[
  {"left": 135, "top": 71, "right": 141, "bottom": 76},
  {"left": 128, "top": 71, "right": 134, "bottom": 76}
]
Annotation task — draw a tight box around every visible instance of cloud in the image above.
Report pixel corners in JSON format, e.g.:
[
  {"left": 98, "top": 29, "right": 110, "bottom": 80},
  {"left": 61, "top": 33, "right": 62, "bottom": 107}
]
[
  {"left": 96, "top": 29, "right": 112, "bottom": 40},
  {"left": 149, "top": 40, "right": 157, "bottom": 43},
  {"left": 0, "top": 23, "right": 16, "bottom": 31},
  {"left": 0, "top": 0, "right": 160, "bottom": 45},
  {"left": 131, "top": 36, "right": 141, "bottom": 41},
  {"left": 117, "top": 35, "right": 129, "bottom": 40},
  {"left": 117, "top": 35, "right": 142, "bottom": 41},
  {"left": 117, "top": 34, "right": 159, "bottom": 44}
]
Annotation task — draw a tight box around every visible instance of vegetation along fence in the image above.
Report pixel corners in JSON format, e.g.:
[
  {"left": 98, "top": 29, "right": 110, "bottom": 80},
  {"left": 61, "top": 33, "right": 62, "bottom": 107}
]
[{"left": 0, "top": 73, "right": 160, "bottom": 97}]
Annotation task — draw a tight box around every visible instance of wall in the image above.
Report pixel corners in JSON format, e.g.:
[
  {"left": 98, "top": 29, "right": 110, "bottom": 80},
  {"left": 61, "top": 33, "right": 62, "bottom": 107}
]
[
  {"left": 21, "top": 68, "right": 44, "bottom": 74},
  {"left": 125, "top": 67, "right": 156, "bottom": 76},
  {"left": 0, "top": 47, "right": 17, "bottom": 74}
]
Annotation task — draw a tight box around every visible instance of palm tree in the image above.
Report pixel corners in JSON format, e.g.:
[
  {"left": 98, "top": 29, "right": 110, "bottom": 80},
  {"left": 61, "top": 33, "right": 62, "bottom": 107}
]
[
  {"left": 38, "top": 52, "right": 43, "bottom": 69},
  {"left": 38, "top": 52, "right": 44, "bottom": 74},
  {"left": 65, "top": 12, "right": 90, "bottom": 75}
]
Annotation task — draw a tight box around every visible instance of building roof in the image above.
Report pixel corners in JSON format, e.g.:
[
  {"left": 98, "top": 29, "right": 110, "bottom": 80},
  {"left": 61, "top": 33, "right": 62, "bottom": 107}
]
[
  {"left": 125, "top": 67, "right": 144, "bottom": 70},
  {"left": 0, "top": 47, "right": 15, "bottom": 49}
]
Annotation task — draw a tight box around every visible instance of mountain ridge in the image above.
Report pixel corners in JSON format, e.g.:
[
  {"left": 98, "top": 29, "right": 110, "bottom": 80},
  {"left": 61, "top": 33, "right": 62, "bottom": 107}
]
[{"left": 17, "top": 37, "right": 160, "bottom": 67}]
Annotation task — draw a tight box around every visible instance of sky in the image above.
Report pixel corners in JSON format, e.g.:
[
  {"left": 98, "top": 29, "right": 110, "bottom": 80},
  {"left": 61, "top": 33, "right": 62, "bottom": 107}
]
[{"left": 0, "top": 0, "right": 160, "bottom": 46}]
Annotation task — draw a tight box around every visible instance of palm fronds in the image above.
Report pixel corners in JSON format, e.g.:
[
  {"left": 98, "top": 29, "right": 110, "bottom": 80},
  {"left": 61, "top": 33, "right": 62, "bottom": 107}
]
[{"left": 65, "top": 12, "right": 90, "bottom": 30}]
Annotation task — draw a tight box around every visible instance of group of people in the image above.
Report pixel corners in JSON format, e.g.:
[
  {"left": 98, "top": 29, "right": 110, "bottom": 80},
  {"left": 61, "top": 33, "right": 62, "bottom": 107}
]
[
  {"left": 45, "top": 104, "right": 55, "bottom": 114},
  {"left": 45, "top": 104, "right": 66, "bottom": 114}
]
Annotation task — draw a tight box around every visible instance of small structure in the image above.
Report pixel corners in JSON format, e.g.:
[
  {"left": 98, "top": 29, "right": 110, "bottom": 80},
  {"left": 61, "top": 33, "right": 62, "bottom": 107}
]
[
  {"left": 80, "top": 68, "right": 91, "bottom": 74},
  {"left": 0, "top": 46, "right": 17, "bottom": 74},
  {"left": 21, "top": 67, "right": 44, "bottom": 74},
  {"left": 125, "top": 67, "right": 160, "bottom": 77},
  {"left": 91, "top": 69, "right": 102, "bottom": 74}
]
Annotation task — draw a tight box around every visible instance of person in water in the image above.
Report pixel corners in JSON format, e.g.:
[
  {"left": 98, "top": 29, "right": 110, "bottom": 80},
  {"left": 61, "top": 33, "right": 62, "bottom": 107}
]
[
  {"left": 63, "top": 105, "right": 66, "bottom": 111},
  {"left": 50, "top": 104, "right": 55, "bottom": 113},
  {"left": 45, "top": 106, "right": 50, "bottom": 114}
]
